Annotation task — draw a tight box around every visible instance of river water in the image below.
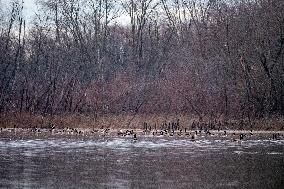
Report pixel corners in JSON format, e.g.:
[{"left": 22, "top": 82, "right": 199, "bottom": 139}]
[{"left": 0, "top": 137, "right": 283, "bottom": 189}]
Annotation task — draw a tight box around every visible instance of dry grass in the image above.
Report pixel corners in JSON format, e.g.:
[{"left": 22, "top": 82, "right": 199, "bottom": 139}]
[{"left": 0, "top": 112, "right": 283, "bottom": 130}]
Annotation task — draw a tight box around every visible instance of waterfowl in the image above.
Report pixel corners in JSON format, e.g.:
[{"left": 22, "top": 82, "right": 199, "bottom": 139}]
[
  {"left": 232, "top": 134, "right": 243, "bottom": 142},
  {"left": 31, "top": 127, "right": 37, "bottom": 132},
  {"left": 104, "top": 128, "right": 110, "bottom": 134},
  {"left": 133, "top": 133, "right": 137, "bottom": 140},
  {"left": 191, "top": 133, "right": 197, "bottom": 141},
  {"left": 117, "top": 130, "right": 125, "bottom": 136},
  {"left": 240, "top": 134, "right": 244, "bottom": 140},
  {"left": 272, "top": 133, "right": 279, "bottom": 140},
  {"left": 184, "top": 128, "right": 189, "bottom": 135},
  {"left": 126, "top": 130, "right": 133, "bottom": 135},
  {"left": 164, "top": 130, "right": 168, "bottom": 135},
  {"left": 11, "top": 128, "right": 15, "bottom": 133},
  {"left": 206, "top": 131, "right": 212, "bottom": 136}
]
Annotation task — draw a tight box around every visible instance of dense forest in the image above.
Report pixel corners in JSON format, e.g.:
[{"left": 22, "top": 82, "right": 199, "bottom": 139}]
[{"left": 0, "top": 0, "right": 284, "bottom": 127}]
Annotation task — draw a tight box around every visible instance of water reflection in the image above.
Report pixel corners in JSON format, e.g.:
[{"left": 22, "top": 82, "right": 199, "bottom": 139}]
[{"left": 0, "top": 138, "right": 283, "bottom": 188}]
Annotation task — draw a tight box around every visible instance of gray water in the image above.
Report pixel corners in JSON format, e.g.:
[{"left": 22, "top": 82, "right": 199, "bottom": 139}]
[{"left": 0, "top": 137, "right": 283, "bottom": 189}]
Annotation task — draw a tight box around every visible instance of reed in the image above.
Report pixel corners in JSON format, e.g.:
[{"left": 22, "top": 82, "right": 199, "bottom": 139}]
[{"left": 0, "top": 112, "right": 283, "bottom": 131}]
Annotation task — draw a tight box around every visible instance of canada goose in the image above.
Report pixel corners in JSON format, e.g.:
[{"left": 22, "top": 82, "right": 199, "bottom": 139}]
[
  {"left": 233, "top": 134, "right": 244, "bottom": 142},
  {"left": 133, "top": 133, "right": 137, "bottom": 140},
  {"left": 191, "top": 133, "right": 197, "bottom": 141},
  {"left": 31, "top": 127, "right": 36, "bottom": 132},
  {"left": 170, "top": 122, "right": 174, "bottom": 131},
  {"left": 126, "top": 130, "right": 133, "bottom": 135},
  {"left": 240, "top": 134, "right": 244, "bottom": 140},
  {"left": 104, "top": 128, "right": 110, "bottom": 134},
  {"left": 168, "top": 122, "right": 171, "bottom": 131},
  {"left": 206, "top": 131, "right": 211, "bottom": 136},
  {"left": 272, "top": 133, "right": 279, "bottom": 140},
  {"left": 185, "top": 129, "right": 190, "bottom": 135},
  {"left": 164, "top": 130, "right": 168, "bottom": 135},
  {"left": 117, "top": 130, "right": 124, "bottom": 136}
]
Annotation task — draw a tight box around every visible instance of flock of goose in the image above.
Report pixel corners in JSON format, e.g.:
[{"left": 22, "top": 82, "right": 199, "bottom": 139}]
[{"left": 0, "top": 120, "right": 283, "bottom": 141}]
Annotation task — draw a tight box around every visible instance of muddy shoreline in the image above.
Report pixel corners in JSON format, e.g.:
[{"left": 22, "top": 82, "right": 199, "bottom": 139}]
[{"left": 1, "top": 127, "right": 284, "bottom": 141}]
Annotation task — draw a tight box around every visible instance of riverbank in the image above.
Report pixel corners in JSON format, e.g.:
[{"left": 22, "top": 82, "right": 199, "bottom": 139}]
[{"left": 1, "top": 127, "right": 284, "bottom": 141}]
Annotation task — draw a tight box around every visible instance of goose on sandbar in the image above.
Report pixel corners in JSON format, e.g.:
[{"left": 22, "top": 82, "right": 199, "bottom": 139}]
[
  {"left": 233, "top": 133, "right": 244, "bottom": 142},
  {"left": 133, "top": 133, "right": 137, "bottom": 140},
  {"left": 191, "top": 133, "right": 197, "bottom": 141},
  {"left": 240, "top": 134, "right": 244, "bottom": 140}
]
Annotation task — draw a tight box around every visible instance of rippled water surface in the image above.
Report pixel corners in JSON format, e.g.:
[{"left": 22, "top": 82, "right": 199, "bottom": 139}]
[{"left": 0, "top": 137, "right": 284, "bottom": 189}]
